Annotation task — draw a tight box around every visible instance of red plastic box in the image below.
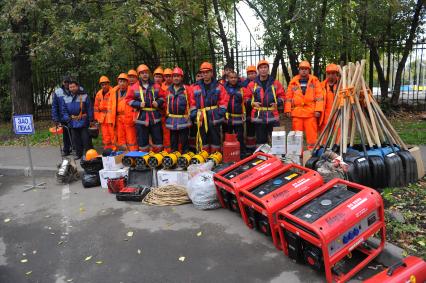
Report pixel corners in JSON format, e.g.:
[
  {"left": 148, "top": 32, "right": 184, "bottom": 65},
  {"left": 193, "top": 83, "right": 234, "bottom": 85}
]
[{"left": 239, "top": 164, "right": 323, "bottom": 249}]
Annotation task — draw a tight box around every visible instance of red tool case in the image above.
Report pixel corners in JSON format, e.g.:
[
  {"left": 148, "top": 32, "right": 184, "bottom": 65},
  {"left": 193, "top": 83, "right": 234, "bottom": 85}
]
[
  {"left": 363, "top": 256, "right": 426, "bottom": 283},
  {"left": 213, "top": 152, "right": 284, "bottom": 214},
  {"left": 277, "top": 178, "right": 386, "bottom": 283},
  {"left": 238, "top": 164, "right": 323, "bottom": 249}
]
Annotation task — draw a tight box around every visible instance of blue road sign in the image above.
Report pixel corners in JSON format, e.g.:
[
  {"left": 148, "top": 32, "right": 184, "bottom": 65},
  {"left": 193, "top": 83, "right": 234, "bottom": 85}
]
[{"left": 13, "top": 114, "right": 35, "bottom": 135}]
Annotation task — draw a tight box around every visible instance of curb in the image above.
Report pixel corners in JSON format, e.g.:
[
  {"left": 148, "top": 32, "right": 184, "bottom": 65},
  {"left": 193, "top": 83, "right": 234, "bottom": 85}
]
[{"left": 0, "top": 165, "right": 58, "bottom": 177}]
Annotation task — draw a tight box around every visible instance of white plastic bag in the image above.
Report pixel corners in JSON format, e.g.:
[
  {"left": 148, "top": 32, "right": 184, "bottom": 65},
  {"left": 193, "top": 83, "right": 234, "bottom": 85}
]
[{"left": 186, "top": 170, "right": 220, "bottom": 210}]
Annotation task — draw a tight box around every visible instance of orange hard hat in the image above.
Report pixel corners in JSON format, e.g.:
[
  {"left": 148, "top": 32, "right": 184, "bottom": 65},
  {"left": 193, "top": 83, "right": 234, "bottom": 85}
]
[
  {"left": 127, "top": 69, "right": 138, "bottom": 77},
  {"left": 99, "top": 76, "right": 110, "bottom": 84},
  {"left": 49, "top": 126, "right": 63, "bottom": 135},
  {"left": 326, "top": 63, "right": 339, "bottom": 73},
  {"left": 257, "top": 60, "right": 269, "bottom": 69},
  {"left": 117, "top": 73, "right": 129, "bottom": 81},
  {"left": 299, "top": 60, "right": 311, "bottom": 69},
  {"left": 200, "top": 62, "right": 213, "bottom": 71},
  {"left": 172, "top": 67, "right": 184, "bottom": 76},
  {"left": 246, "top": 65, "right": 257, "bottom": 73},
  {"left": 137, "top": 64, "right": 150, "bottom": 74},
  {"left": 153, "top": 67, "right": 164, "bottom": 76},
  {"left": 85, "top": 149, "right": 99, "bottom": 161},
  {"left": 163, "top": 68, "right": 173, "bottom": 76}
]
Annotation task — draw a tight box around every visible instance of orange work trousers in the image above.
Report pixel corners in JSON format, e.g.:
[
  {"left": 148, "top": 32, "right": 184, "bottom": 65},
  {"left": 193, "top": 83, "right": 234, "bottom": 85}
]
[
  {"left": 292, "top": 116, "right": 319, "bottom": 150},
  {"left": 101, "top": 123, "right": 115, "bottom": 149},
  {"left": 116, "top": 117, "right": 138, "bottom": 151},
  {"left": 161, "top": 117, "right": 171, "bottom": 153}
]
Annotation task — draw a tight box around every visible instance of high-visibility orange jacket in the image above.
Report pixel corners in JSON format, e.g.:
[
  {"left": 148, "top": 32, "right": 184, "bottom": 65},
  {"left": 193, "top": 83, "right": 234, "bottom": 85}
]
[
  {"left": 320, "top": 79, "right": 339, "bottom": 127},
  {"left": 110, "top": 86, "right": 138, "bottom": 125},
  {"left": 284, "top": 74, "right": 324, "bottom": 118},
  {"left": 94, "top": 86, "right": 113, "bottom": 124}
]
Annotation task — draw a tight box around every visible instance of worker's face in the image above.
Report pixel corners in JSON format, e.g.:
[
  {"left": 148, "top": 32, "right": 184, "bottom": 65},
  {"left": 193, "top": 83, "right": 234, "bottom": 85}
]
[
  {"left": 139, "top": 71, "right": 150, "bottom": 82},
  {"left": 326, "top": 72, "right": 338, "bottom": 84},
  {"left": 247, "top": 71, "right": 257, "bottom": 81},
  {"left": 258, "top": 64, "right": 269, "bottom": 77},
  {"left": 224, "top": 67, "right": 233, "bottom": 77},
  {"left": 202, "top": 70, "right": 213, "bottom": 82},
  {"left": 118, "top": 79, "right": 128, "bottom": 90},
  {"left": 173, "top": 74, "right": 183, "bottom": 85},
  {"left": 69, "top": 83, "right": 79, "bottom": 94},
  {"left": 100, "top": 82, "right": 110, "bottom": 92},
  {"left": 128, "top": 75, "right": 137, "bottom": 85},
  {"left": 196, "top": 73, "right": 203, "bottom": 81},
  {"left": 299, "top": 67, "right": 310, "bottom": 78},
  {"left": 154, "top": 74, "right": 163, "bottom": 84},
  {"left": 164, "top": 74, "right": 172, "bottom": 84},
  {"left": 63, "top": 81, "right": 70, "bottom": 90},
  {"left": 228, "top": 72, "right": 238, "bottom": 86}
]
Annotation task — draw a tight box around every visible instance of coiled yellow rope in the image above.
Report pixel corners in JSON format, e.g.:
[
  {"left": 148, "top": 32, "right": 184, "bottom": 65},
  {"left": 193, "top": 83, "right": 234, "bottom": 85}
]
[{"left": 143, "top": 185, "right": 191, "bottom": 206}]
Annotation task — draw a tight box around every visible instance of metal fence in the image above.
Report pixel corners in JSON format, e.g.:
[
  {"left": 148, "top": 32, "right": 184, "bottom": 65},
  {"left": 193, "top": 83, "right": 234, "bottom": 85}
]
[{"left": 13, "top": 39, "right": 426, "bottom": 120}]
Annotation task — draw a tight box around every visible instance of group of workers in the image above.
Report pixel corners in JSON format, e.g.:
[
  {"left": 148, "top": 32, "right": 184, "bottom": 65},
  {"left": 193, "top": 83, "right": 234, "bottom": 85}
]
[{"left": 51, "top": 60, "right": 340, "bottom": 159}]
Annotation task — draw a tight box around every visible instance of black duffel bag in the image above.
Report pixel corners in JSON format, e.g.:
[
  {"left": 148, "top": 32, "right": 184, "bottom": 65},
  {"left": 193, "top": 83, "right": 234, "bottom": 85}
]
[
  {"left": 80, "top": 157, "right": 103, "bottom": 174},
  {"left": 82, "top": 172, "right": 101, "bottom": 188}
]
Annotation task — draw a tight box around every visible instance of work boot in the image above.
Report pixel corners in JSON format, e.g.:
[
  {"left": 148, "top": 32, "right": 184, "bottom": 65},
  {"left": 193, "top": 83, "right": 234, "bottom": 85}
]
[
  {"left": 74, "top": 154, "right": 82, "bottom": 160},
  {"left": 62, "top": 151, "right": 71, "bottom": 157}
]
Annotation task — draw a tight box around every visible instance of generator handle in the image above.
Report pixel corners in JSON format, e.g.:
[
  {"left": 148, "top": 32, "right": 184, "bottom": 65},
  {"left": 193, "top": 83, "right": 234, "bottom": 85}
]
[{"left": 386, "top": 261, "right": 407, "bottom": 276}]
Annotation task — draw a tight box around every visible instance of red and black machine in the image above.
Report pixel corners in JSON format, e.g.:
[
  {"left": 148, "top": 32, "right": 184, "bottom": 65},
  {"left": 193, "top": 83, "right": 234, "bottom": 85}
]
[
  {"left": 213, "top": 152, "right": 283, "bottom": 214},
  {"left": 238, "top": 164, "right": 323, "bottom": 249},
  {"left": 363, "top": 256, "right": 426, "bottom": 283},
  {"left": 277, "top": 178, "right": 385, "bottom": 283}
]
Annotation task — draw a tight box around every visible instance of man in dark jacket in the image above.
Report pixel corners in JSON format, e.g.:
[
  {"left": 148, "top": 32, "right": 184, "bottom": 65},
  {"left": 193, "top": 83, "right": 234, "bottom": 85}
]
[
  {"left": 61, "top": 80, "right": 93, "bottom": 159},
  {"left": 52, "top": 76, "right": 72, "bottom": 156}
]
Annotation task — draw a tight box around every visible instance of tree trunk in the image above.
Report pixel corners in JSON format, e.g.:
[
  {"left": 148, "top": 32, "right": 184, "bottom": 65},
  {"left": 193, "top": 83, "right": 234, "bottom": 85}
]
[
  {"left": 212, "top": 0, "right": 232, "bottom": 66},
  {"left": 391, "top": 0, "right": 424, "bottom": 106},
  {"left": 203, "top": 0, "right": 217, "bottom": 76},
  {"left": 368, "top": 40, "right": 388, "bottom": 99},
  {"left": 313, "top": 0, "right": 328, "bottom": 77},
  {"left": 340, "top": 0, "right": 350, "bottom": 64},
  {"left": 10, "top": 16, "right": 34, "bottom": 116},
  {"left": 271, "top": 49, "right": 283, "bottom": 79},
  {"left": 280, "top": 56, "right": 291, "bottom": 85}
]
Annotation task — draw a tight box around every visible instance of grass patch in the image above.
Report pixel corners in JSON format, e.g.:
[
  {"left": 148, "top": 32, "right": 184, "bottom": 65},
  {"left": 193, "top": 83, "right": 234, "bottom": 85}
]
[
  {"left": 0, "top": 121, "right": 103, "bottom": 147},
  {"left": 389, "top": 112, "right": 426, "bottom": 145},
  {"left": 381, "top": 178, "right": 426, "bottom": 258}
]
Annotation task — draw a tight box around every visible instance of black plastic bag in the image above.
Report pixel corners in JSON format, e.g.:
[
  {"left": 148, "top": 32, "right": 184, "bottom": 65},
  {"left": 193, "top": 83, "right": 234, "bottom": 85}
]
[
  {"left": 80, "top": 157, "right": 103, "bottom": 174},
  {"left": 82, "top": 172, "right": 101, "bottom": 188}
]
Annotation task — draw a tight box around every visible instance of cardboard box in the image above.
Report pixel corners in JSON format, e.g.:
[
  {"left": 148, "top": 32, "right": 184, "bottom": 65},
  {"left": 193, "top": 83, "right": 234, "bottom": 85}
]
[
  {"left": 287, "top": 131, "right": 304, "bottom": 156},
  {"left": 102, "top": 153, "right": 125, "bottom": 170},
  {"left": 302, "top": 150, "right": 312, "bottom": 166},
  {"left": 285, "top": 154, "right": 302, "bottom": 165},
  {"left": 99, "top": 168, "right": 128, "bottom": 189},
  {"left": 409, "top": 146, "right": 425, "bottom": 179},
  {"left": 157, "top": 169, "right": 189, "bottom": 187},
  {"left": 271, "top": 127, "right": 286, "bottom": 155}
]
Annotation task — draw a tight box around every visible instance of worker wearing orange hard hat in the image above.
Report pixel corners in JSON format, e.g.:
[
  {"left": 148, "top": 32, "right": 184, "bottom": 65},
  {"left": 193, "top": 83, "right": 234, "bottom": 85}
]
[
  {"left": 126, "top": 64, "right": 165, "bottom": 152},
  {"left": 163, "top": 68, "right": 173, "bottom": 88},
  {"left": 127, "top": 69, "right": 138, "bottom": 86},
  {"left": 164, "top": 67, "right": 192, "bottom": 152},
  {"left": 188, "top": 70, "right": 204, "bottom": 152},
  {"left": 109, "top": 73, "right": 138, "bottom": 151},
  {"left": 94, "top": 75, "right": 114, "bottom": 149},
  {"left": 319, "top": 63, "right": 340, "bottom": 133},
  {"left": 153, "top": 67, "right": 164, "bottom": 85},
  {"left": 285, "top": 61, "right": 324, "bottom": 149},
  {"left": 245, "top": 59, "right": 285, "bottom": 147},
  {"left": 242, "top": 65, "right": 257, "bottom": 152},
  {"left": 189, "top": 62, "right": 229, "bottom": 153}
]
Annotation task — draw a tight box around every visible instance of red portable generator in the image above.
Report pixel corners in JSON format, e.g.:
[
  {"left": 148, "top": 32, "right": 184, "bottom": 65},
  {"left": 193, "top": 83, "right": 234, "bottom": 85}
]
[
  {"left": 363, "top": 256, "right": 426, "bottom": 283},
  {"left": 277, "top": 178, "right": 385, "bottom": 283},
  {"left": 213, "top": 152, "right": 283, "bottom": 214},
  {"left": 239, "top": 164, "right": 323, "bottom": 249}
]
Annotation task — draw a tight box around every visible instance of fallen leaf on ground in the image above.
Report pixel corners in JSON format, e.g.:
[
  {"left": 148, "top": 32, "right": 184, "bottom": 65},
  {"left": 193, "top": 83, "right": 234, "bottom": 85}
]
[
  {"left": 137, "top": 249, "right": 141, "bottom": 254},
  {"left": 79, "top": 207, "right": 85, "bottom": 212},
  {"left": 20, "top": 259, "right": 28, "bottom": 263},
  {"left": 84, "top": 256, "right": 92, "bottom": 261},
  {"left": 32, "top": 250, "right": 37, "bottom": 254},
  {"left": 4, "top": 218, "right": 10, "bottom": 223},
  {"left": 58, "top": 241, "right": 64, "bottom": 245},
  {"left": 67, "top": 279, "right": 73, "bottom": 282},
  {"left": 96, "top": 261, "right": 103, "bottom": 264},
  {"left": 127, "top": 231, "right": 134, "bottom": 237},
  {"left": 196, "top": 231, "right": 202, "bottom": 237},
  {"left": 25, "top": 271, "right": 32, "bottom": 275},
  {"left": 178, "top": 256, "right": 185, "bottom": 262}
]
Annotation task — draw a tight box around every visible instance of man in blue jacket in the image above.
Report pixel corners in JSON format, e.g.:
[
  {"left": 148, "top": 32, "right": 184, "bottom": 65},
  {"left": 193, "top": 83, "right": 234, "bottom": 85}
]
[
  {"left": 61, "top": 80, "right": 93, "bottom": 160},
  {"left": 52, "top": 76, "right": 72, "bottom": 156}
]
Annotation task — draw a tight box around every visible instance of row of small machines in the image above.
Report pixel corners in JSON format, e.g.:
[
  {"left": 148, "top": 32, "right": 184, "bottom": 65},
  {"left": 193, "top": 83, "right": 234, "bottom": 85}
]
[{"left": 213, "top": 152, "right": 425, "bottom": 283}]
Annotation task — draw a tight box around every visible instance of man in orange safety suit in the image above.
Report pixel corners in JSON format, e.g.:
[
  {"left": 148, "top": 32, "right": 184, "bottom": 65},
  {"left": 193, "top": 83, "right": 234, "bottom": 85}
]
[
  {"left": 110, "top": 73, "right": 138, "bottom": 151},
  {"left": 94, "top": 76, "right": 114, "bottom": 149},
  {"left": 285, "top": 61, "right": 324, "bottom": 149},
  {"left": 128, "top": 69, "right": 139, "bottom": 87},
  {"left": 319, "top": 63, "right": 340, "bottom": 133},
  {"left": 152, "top": 67, "right": 171, "bottom": 152}
]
